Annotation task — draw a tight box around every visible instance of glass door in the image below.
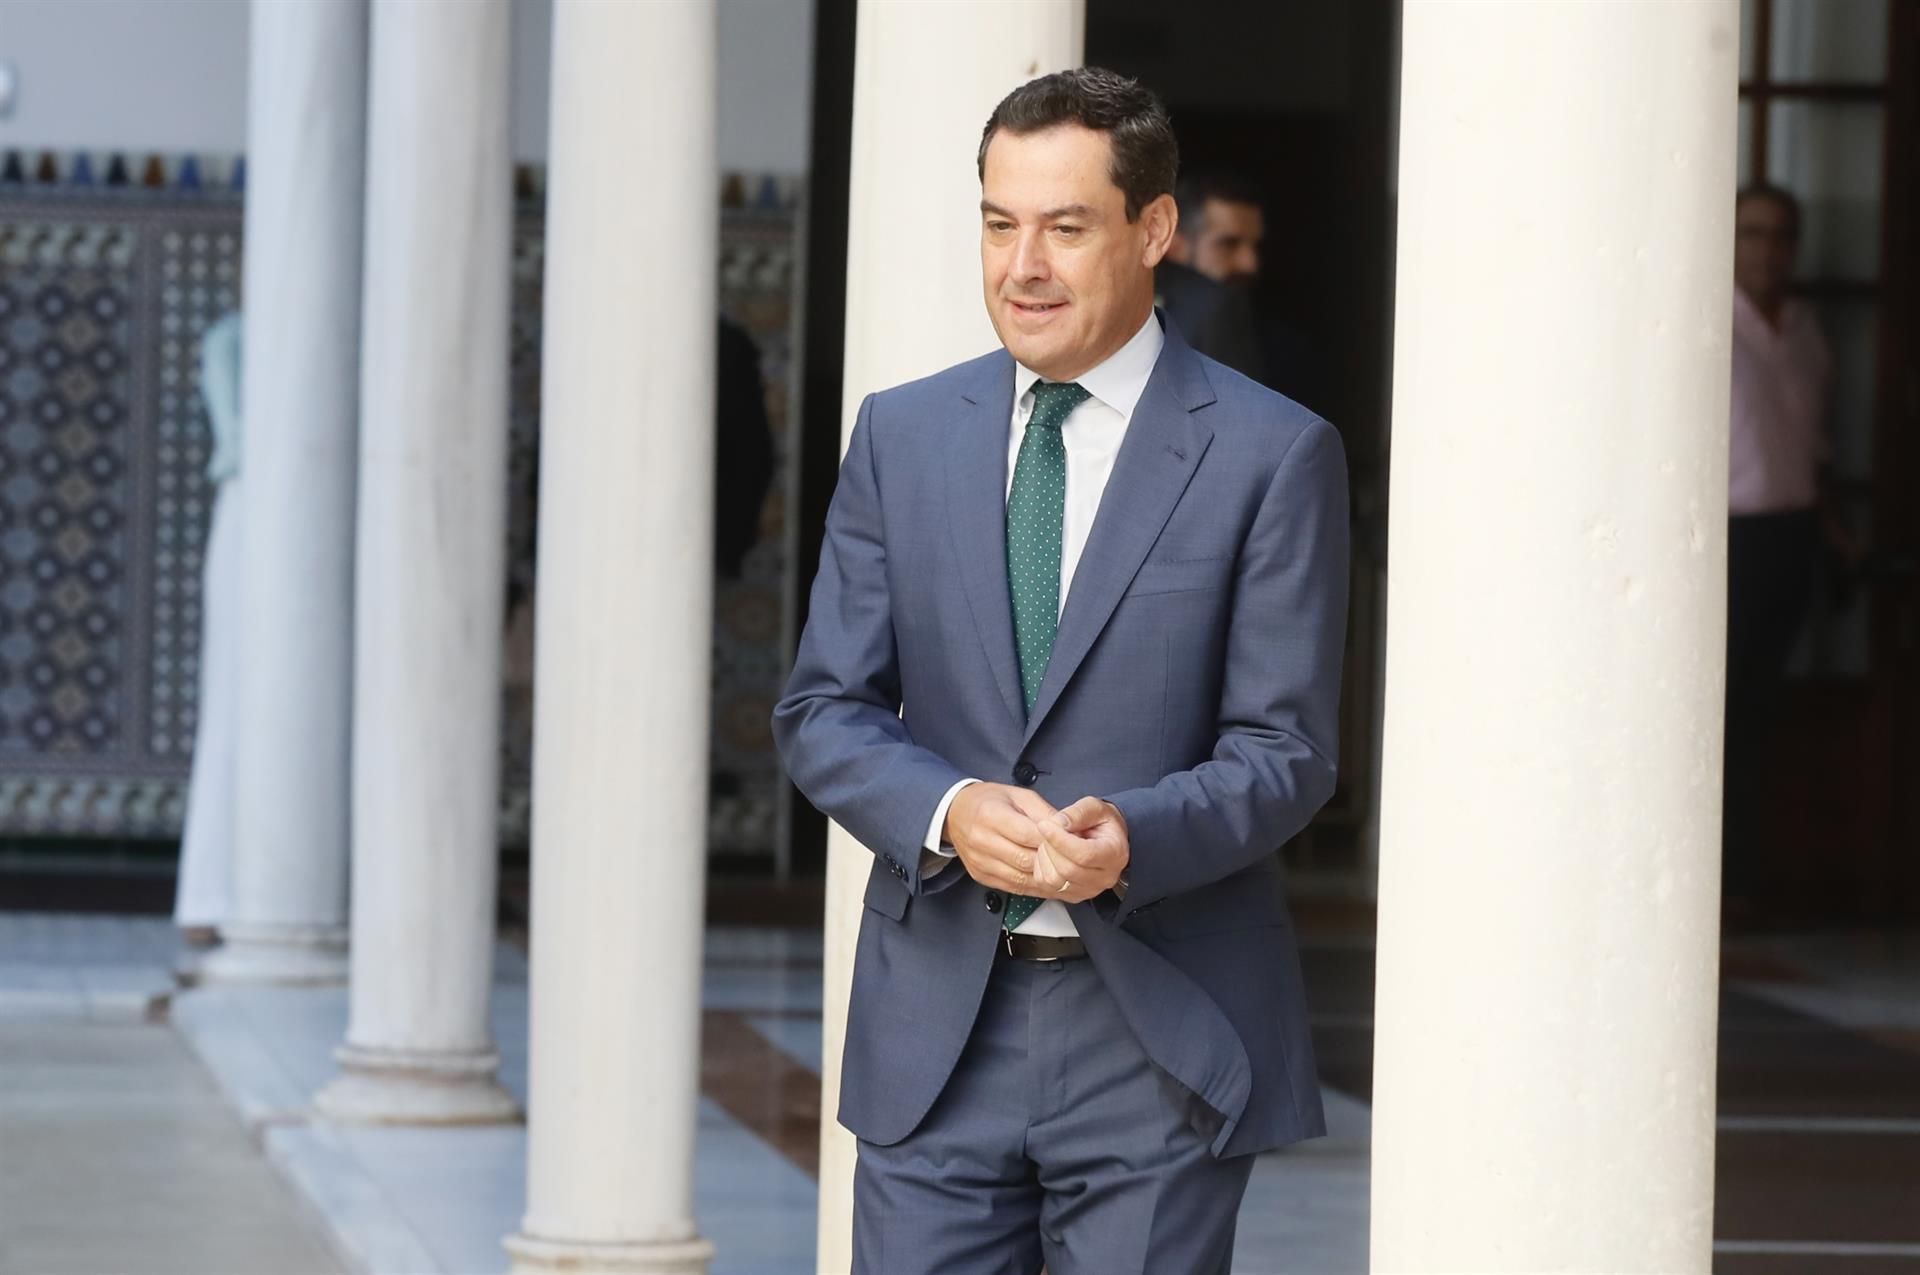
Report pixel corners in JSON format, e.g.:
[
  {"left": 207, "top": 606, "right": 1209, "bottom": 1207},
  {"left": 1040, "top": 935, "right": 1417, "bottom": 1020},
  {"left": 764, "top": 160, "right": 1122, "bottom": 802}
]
[{"left": 1737, "top": 0, "right": 1919, "bottom": 918}]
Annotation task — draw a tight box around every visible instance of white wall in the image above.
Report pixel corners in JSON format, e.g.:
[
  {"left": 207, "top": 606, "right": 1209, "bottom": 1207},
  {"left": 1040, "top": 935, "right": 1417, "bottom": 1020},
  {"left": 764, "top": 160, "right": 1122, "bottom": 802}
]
[
  {"left": 510, "top": 0, "right": 552, "bottom": 163},
  {"left": 715, "top": 0, "right": 814, "bottom": 174},
  {"left": 0, "top": 0, "right": 815, "bottom": 173},
  {"left": 0, "top": 0, "right": 250, "bottom": 153}
]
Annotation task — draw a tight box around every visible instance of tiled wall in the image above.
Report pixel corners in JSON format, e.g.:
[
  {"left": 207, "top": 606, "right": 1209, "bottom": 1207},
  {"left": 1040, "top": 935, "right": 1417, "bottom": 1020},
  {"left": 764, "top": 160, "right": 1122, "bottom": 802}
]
[{"left": 0, "top": 156, "right": 800, "bottom": 864}]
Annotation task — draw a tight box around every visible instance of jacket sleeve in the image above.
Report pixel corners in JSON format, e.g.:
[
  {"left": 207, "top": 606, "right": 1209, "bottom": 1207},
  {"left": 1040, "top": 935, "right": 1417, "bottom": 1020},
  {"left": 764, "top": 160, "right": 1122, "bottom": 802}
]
[
  {"left": 1106, "top": 415, "right": 1350, "bottom": 913},
  {"left": 772, "top": 394, "right": 970, "bottom": 895}
]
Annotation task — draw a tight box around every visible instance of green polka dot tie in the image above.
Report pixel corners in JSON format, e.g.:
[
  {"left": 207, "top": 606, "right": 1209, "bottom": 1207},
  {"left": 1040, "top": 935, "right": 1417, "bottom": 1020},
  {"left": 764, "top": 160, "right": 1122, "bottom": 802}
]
[{"left": 1002, "top": 379, "right": 1087, "bottom": 930}]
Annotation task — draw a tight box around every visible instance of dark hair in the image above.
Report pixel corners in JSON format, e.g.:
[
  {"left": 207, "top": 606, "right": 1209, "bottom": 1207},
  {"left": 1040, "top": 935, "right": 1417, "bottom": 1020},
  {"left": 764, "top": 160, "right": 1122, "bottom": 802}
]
[
  {"left": 1736, "top": 182, "right": 1802, "bottom": 241},
  {"left": 976, "top": 67, "right": 1177, "bottom": 222},
  {"left": 1175, "top": 170, "right": 1263, "bottom": 234}
]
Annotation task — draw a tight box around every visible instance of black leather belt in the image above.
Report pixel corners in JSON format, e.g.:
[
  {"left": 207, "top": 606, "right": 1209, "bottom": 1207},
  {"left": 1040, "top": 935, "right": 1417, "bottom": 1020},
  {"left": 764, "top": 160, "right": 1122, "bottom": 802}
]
[{"left": 1000, "top": 932, "right": 1088, "bottom": 961}]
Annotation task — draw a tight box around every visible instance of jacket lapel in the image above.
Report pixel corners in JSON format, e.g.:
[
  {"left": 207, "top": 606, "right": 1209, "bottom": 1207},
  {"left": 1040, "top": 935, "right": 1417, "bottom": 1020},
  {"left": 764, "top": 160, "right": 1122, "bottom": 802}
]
[
  {"left": 1021, "top": 329, "right": 1216, "bottom": 747},
  {"left": 945, "top": 353, "right": 1027, "bottom": 733}
]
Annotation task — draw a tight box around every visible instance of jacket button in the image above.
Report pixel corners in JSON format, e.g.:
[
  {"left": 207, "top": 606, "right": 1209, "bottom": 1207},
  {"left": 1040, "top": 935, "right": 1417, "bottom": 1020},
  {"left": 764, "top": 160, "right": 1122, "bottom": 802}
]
[
  {"left": 984, "top": 890, "right": 1004, "bottom": 914},
  {"left": 1012, "top": 761, "right": 1038, "bottom": 786}
]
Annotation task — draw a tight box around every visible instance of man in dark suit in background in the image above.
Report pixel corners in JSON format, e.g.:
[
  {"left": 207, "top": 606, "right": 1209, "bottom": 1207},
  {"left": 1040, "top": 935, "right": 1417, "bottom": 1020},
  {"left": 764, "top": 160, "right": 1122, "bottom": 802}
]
[
  {"left": 714, "top": 315, "right": 775, "bottom": 578},
  {"left": 1167, "top": 168, "right": 1321, "bottom": 410},
  {"left": 1169, "top": 169, "right": 1266, "bottom": 287},
  {"left": 1155, "top": 255, "right": 1264, "bottom": 380}
]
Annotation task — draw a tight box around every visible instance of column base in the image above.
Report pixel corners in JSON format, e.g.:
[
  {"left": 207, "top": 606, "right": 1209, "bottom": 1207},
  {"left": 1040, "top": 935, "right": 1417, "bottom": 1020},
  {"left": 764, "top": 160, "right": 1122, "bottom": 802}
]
[
  {"left": 198, "top": 922, "right": 349, "bottom": 985},
  {"left": 504, "top": 1232, "right": 713, "bottom": 1274},
  {"left": 313, "top": 1043, "right": 520, "bottom": 1125}
]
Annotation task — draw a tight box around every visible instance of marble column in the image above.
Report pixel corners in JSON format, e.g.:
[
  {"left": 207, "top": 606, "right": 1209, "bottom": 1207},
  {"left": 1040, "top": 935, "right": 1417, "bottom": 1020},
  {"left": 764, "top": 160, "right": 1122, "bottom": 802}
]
[
  {"left": 202, "top": 0, "right": 367, "bottom": 985},
  {"left": 1370, "top": 3, "right": 1735, "bottom": 1270},
  {"left": 312, "top": 0, "right": 516, "bottom": 1125},
  {"left": 502, "top": 1, "right": 716, "bottom": 1270},
  {"left": 814, "top": 3, "right": 1084, "bottom": 1267}
]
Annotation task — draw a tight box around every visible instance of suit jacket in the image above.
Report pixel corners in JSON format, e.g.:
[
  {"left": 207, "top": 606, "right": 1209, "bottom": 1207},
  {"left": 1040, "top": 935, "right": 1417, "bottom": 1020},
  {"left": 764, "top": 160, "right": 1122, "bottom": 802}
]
[
  {"left": 772, "top": 315, "right": 1349, "bottom": 1158},
  {"left": 1155, "top": 261, "right": 1265, "bottom": 383}
]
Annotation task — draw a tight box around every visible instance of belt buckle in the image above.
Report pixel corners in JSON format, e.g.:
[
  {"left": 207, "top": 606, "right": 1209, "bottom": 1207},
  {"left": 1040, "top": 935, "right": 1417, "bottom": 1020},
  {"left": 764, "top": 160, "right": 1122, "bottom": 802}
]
[{"left": 1003, "top": 929, "right": 1016, "bottom": 958}]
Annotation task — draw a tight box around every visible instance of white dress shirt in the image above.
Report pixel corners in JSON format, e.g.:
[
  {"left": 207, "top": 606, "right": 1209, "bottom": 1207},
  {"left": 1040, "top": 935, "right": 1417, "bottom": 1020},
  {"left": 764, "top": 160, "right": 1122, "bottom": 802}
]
[
  {"left": 920, "top": 311, "right": 1166, "bottom": 936},
  {"left": 1730, "top": 289, "right": 1831, "bottom": 516}
]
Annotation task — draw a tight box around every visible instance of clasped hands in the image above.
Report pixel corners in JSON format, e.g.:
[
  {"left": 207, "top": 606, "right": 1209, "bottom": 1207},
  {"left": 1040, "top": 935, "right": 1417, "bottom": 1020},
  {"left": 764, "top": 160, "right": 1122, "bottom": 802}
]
[{"left": 943, "top": 783, "right": 1128, "bottom": 904}]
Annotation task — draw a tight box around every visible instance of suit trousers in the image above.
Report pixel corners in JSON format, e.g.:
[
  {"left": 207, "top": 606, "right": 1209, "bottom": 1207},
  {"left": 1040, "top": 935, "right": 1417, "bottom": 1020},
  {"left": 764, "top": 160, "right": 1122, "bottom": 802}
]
[
  {"left": 853, "top": 950, "right": 1256, "bottom": 1275},
  {"left": 1723, "top": 509, "right": 1818, "bottom": 893}
]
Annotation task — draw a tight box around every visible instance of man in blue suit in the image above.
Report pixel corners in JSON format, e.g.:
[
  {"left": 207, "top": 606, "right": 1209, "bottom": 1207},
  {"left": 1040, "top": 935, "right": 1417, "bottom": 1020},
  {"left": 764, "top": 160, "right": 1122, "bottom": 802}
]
[{"left": 774, "top": 67, "right": 1348, "bottom": 1273}]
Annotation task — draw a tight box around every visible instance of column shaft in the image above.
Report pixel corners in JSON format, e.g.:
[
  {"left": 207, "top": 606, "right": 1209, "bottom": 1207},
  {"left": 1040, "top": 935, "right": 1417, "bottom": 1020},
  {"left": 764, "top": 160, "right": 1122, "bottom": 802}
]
[
  {"left": 504, "top": 0, "right": 716, "bottom": 1269},
  {"left": 314, "top": 0, "right": 516, "bottom": 1125},
  {"left": 1370, "top": 3, "right": 1737, "bottom": 1270},
  {"left": 206, "top": 0, "right": 366, "bottom": 985},
  {"left": 816, "top": 3, "right": 1084, "bottom": 1267}
]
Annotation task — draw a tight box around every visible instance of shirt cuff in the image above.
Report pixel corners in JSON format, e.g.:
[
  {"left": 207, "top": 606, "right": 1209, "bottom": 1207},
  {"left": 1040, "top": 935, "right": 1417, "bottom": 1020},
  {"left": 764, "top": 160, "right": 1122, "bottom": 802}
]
[{"left": 920, "top": 778, "right": 980, "bottom": 876}]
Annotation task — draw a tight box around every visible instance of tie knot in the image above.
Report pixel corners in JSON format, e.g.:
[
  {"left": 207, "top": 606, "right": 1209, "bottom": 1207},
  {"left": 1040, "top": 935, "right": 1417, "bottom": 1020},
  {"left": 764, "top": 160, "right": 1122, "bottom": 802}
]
[{"left": 1028, "top": 380, "right": 1089, "bottom": 430}]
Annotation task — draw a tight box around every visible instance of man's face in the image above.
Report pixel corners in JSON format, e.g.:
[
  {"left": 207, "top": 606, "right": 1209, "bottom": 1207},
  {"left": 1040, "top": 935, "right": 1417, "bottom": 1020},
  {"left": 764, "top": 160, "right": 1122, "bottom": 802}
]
[
  {"left": 1181, "top": 197, "right": 1264, "bottom": 285},
  {"left": 981, "top": 124, "right": 1174, "bottom": 381},
  {"left": 1734, "top": 195, "right": 1797, "bottom": 307}
]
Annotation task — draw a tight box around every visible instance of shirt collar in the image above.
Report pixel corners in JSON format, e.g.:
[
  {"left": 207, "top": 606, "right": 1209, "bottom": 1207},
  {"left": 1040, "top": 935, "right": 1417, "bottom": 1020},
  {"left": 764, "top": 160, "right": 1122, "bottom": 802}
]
[
  {"left": 1733, "top": 286, "right": 1807, "bottom": 347},
  {"left": 1013, "top": 310, "right": 1165, "bottom": 420}
]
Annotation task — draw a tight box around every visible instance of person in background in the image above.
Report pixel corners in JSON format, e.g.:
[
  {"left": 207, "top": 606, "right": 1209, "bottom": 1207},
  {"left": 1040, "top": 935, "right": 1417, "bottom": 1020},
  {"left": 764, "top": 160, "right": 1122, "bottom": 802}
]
[
  {"left": 1155, "top": 169, "right": 1266, "bottom": 381},
  {"left": 503, "top": 315, "right": 773, "bottom": 810},
  {"left": 1154, "top": 254, "right": 1264, "bottom": 381},
  {"left": 174, "top": 311, "right": 243, "bottom": 946},
  {"left": 1166, "top": 169, "right": 1320, "bottom": 408},
  {"left": 1168, "top": 169, "right": 1265, "bottom": 287},
  {"left": 708, "top": 314, "right": 776, "bottom": 808},
  {"left": 714, "top": 314, "right": 775, "bottom": 579},
  {"left": 1723, "top": 182, "right": 1853, "bottom": 905}
]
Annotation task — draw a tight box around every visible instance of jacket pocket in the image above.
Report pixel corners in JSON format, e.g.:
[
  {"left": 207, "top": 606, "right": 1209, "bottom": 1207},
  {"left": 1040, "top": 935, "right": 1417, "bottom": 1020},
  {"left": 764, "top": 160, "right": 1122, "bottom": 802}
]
[{"left": 1125, "top": 555, "right": 1234, "bottom": 599}]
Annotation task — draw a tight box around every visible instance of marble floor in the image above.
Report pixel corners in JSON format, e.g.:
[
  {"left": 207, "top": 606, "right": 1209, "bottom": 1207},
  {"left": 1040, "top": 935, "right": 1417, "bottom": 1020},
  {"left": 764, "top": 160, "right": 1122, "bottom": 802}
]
[
  {"left": 2, "top": 908, "right": 1917, "bottom": 1273},
  {"left": 167, "top": 928, "right": 1371, "bottom": 1274},
  {"left": 0, "top": 1018, "right": 344, "bottom": 1275}
]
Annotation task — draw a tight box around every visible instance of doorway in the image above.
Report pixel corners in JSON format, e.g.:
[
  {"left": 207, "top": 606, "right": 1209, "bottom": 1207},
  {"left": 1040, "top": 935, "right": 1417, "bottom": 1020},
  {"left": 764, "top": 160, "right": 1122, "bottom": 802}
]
[{"left": 1738, "top": 0, "right": 1920, "bottom": 922}]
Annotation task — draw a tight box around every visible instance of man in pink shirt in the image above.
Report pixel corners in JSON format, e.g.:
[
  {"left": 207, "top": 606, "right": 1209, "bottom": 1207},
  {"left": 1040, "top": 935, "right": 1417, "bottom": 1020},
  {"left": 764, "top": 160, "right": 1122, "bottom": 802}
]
[
  {"left": 1731, "top": 185, "right": 1831, "bottom": 519},
  {"left": 1724, "top": 183, "right": 1832, "bottom": 903}
]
